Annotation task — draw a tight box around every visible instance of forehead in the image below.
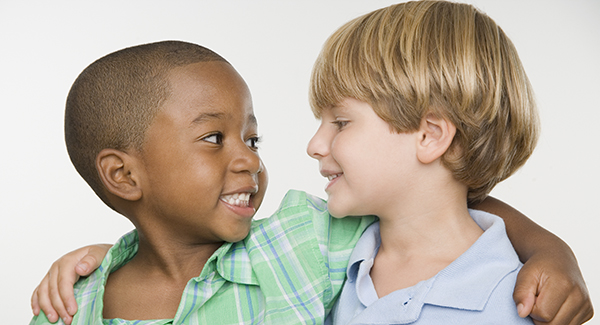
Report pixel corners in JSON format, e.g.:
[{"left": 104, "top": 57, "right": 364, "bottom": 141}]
[
  {"left": 162, "top": 61, "right": 256, "bottom": 124},
  {"left": 327, "top": 98, "right": 366, "bottom": 113}
]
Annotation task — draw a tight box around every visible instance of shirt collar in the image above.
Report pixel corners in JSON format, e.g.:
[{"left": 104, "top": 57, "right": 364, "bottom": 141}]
[
  {"left": 81, "top": 230, "right": 259, "bottom": 323},
  {"left": 106, "top": 229, "right": 259, "bottom": 286},
  {"left": 423, "top": 210, "right": 521, "bottom": 311},
  {"left": 346, "top": 221, "right": 380, "bottom": 286},
  {"left": 212, "top": 241, "right": 258, "bottom": 285},
  {"left": 346, "top": 210, "right": 521, "bottom": 322}
]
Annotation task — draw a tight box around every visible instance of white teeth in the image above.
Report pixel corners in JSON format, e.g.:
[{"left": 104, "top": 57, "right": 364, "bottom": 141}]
[
  {"left": 327, "top": 174, "right": 342, "bottom": 181},
  {"left": 221, "top": 192, "right": 251, "bottom": 207}
]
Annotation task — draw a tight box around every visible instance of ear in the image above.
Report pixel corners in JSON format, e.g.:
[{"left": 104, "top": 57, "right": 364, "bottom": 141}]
[
  {"left": 416, "top": 114, "right": 456, "bottom": 164},
  {"left": 96, "top": 148, "right": 143, "bottom": 201}
]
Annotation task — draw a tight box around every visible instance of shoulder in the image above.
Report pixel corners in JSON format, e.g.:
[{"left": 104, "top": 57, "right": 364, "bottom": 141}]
[
  {"left": 461, "top": 217, "right": 532, "bottom": 323},
  {"left": 270, "top": 189, "right": 328, "bottom": 216},
  {"left": 422, "top": 211, "right": 531, "bottom": 322},
  {"left": 68, "top": 231, "right": 138, "bottom": 323},
  {"left": 421, "top": 261, "right": 531, "bottom": 323},
  {"left": 244, "top": 190, "right": 376, "bottom": 306},
  {"left": 482, "top": 266, "right": 534, "bottom": 323},
  {"left": 77, "top": 230, "right": 138, "bottom": 288},
  {"left": 250, "top": 190, "right": 375, "bottom": 243}
]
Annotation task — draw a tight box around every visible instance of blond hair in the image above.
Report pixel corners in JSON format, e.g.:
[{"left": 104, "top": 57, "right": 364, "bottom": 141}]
[{"left": 310, "top": 0, "right": 539, "bottom": 203}]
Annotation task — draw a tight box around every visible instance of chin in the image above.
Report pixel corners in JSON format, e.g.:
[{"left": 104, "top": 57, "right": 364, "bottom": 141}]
[
  {"left": 327, "top": 202, "right": 349, "bottom": 219},
  {"left": 224, "top": 226, "right": 252, "bottom": 243}
]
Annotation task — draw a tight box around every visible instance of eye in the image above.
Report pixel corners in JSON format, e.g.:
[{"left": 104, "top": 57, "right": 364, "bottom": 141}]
[
  {"left": 246, "top": 136, "right": 262, "bottom": 150},
  {"left": 202, "top": 132, "right": 223, "bottom": 145},
  {"left": 332, "top": 120, "right": 349, "bottom": 130}
]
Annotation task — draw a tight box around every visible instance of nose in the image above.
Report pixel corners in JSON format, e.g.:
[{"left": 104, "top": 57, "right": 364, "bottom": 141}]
[
  {"left": 307, "top": 123, "right": 329, "bottom": 160},
  {"left": 231, "top": 141, "right": 262, "bottom": 175}
]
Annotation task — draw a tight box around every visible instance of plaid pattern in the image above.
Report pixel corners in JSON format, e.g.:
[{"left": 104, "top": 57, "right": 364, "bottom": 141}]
[{"left": 31, "top": 190, "right": 375, "bottom": 325}]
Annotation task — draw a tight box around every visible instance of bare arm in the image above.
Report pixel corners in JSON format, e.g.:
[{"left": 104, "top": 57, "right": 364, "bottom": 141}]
[{"left": 473, "top": 196, "right": 593, "bottom": 324}]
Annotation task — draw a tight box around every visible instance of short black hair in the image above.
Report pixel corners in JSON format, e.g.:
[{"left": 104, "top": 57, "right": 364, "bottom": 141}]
[{"left": 65, "top": 40, "right": 228, "bottom": 208}]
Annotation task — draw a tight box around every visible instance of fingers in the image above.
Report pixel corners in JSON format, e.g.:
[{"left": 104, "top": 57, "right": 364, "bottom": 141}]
[
  {"left": 517, "top": 296, "right": 536, "bottom": 319},
  {"left": 35, "top": 270, "right": 60, "bottom": 323},
  {"left": 57, "top": 263, "right": 81, "bottom": 320},
  {"left": 74, "top": 245, "right": 106, "bottom": 276},
  {"left": 30, "top": 244, "right": 111, "bottom": 323},
  {"left": 529, "top": 276, "right": 568, "bottom": 322},
  {"left": 532, "top": 285, "right": 594, "bottom": 325},
  {"left": 575, "top": 300, "right": 594, "bottom": 325},
  {"left": 58, "top": 246, "right": 107, "bottom": 319},
  {"left": 513, "top": 262, "right": 541, "bottom": 318},
  {"left": 514, "top": 281, "right": 537, "bottom": 318},
  {"left": 49, "top": 262, "right": 74, "bottom": 324},
  {"left": 31, "top": 286, "right": 40, "bottom": 316},
  {"left": 526, "top": 268, "right": 594, "bottom": 325}
]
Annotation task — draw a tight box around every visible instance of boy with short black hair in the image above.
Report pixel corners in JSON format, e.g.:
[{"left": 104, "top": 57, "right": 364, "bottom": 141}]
[
  {"left": 30, "top": 40, "right": 375, "bottom": 324},
  {"left": 306, "top": 1, "right": 564, "bottom": 323}
]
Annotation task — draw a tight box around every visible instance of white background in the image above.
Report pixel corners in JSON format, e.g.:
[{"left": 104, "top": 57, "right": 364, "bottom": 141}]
[{"left": 1, "top": 1, "right": 598, "bottom": 323}]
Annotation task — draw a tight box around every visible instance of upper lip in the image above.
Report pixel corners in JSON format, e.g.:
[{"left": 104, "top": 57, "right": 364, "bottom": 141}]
[
  {"left": 327, "top": 174, "right": 342, "bottom": 181},
  {"left": 221, "top": 185, "right": 259, "bottom": 197},
  {"left": 320, "top": 169, "right": 343, "bottom": 180}
]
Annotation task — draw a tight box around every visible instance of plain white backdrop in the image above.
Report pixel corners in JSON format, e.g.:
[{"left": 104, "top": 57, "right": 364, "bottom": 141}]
[{"left": 1, "top": 1, "right": 598, "bottom": 322}]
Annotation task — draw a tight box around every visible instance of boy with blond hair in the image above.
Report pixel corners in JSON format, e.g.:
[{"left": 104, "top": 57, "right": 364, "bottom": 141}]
[{"left": 307, "top": 1, "right": 574, "bottom": 323}]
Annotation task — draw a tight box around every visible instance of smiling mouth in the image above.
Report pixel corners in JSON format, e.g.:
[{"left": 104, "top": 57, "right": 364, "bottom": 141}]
[
  {"left": 325, "top": 173, "right": 343, "bottom": 191},
  {"left": 220, "top": 192, "right": 251, "bottom": 207},
  {"left": 327, "top": 174, "right": 342, "bottom": 181}
]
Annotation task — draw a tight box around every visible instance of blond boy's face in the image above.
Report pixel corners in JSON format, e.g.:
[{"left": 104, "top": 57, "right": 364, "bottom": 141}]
[
  {"left": 134, "top": 61, "right": 267, "bottom": 244},
  {"left": 307, "top": 98, "right": 419, "bottom": 219}
]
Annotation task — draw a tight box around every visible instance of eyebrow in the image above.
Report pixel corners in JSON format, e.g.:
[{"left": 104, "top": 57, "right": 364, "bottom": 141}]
[
  {"left": 248, "top": 114, "right": 258, "bottom": 127},
  {"left": 190, "top": 112, "right": 258, "bottom": 127},
  {"left": 330, "top": 105, "right": 347, "bottom": 114},
  {"left": 191, "top": 112, "right": 225, "bottom": 125}
]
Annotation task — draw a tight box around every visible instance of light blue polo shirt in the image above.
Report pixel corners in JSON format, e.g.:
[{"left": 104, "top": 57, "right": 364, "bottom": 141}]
[{"left": 327, "top": 210, "right": 534, "bottom": 324}]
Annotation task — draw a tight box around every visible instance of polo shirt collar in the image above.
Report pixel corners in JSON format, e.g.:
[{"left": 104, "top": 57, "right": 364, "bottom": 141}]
[
  {"left": 423, "top": 210, "right": 521, "bottom": 310},
  {"left": 346, "top": 222, "right": 381, "bottom": 306},
  {"left": 346, "top": 210, "right": 521, "bottom": 323}
]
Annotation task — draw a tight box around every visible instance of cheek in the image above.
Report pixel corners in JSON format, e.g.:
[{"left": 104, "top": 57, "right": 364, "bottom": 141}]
[
  {"left": 154, "top": 157, "right": 224, "bottom": 210},
  {"left": 332, "top": 132, "right": 376, "bottom": 174},
  {"left": 253, "top": 168, "right": 268, "bottom": 210}
]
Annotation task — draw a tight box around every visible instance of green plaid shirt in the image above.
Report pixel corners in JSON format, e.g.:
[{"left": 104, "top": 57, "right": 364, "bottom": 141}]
[{"left": 31, "top": 190, "right": 375, "bottom": 325}]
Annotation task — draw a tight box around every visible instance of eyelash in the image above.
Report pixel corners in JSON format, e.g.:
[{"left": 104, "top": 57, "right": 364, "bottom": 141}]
[
  {"left": 332, "top": 120, "right": 349, "bottom": 130},
  {"left": 246, "top": 136, "right": 262, "bottom": 150},
  {"left": 201, "top": 133, "right": 261, "bottom": 150},
  {"left": 202, "top": 132, "right": 223, "bottom": 145}
]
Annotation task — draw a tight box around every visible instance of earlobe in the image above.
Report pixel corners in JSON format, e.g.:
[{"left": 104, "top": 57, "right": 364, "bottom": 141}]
[
  {"left": 96, "top": 149, "right": 143, "bottom": 201},
  {"left": 416, "top": 114, "right": 456, "bottom": 164}
]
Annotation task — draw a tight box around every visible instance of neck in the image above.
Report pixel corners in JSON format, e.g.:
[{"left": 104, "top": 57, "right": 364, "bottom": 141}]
[
  {"left": 369, "top": 174, "right": 484, "bottom": 296},
  {"left": 377, "top": 196, "right": 480, "bottom": 260},
  {"left": 375, "top": 169, "right": 483, "bottom": 268},
  {"left": 131, "top": 230, "right": 223, "bottom": 281}
]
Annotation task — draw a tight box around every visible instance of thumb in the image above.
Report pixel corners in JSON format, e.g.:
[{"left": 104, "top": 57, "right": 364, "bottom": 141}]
[
  {"left": 513, "top": 267, "right": 539, "bottom": 318},
  {"left": 75, "top": 255, "right": 99, "bottom": 276},
  {"left": 74, "top": 244, "right": 110, "bottom": 276}
]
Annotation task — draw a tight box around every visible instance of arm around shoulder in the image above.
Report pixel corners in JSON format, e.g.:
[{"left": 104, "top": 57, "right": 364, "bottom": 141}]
[
  {"left": 473, "top": 196, "right": 593, "bottom": 324},
  {"left": 31, "top": 244, "right": 111, "bottom": 325}
]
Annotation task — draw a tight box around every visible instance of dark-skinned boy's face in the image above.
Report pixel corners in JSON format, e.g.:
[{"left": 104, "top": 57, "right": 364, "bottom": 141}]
[{"left": 134, "top": 61, "right": 268, "bottom": 244}]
